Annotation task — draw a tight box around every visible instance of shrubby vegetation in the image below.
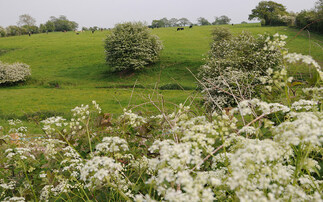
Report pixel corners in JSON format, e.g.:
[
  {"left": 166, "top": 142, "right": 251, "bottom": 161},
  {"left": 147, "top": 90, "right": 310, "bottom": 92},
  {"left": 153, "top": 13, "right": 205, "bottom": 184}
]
[
  {"left": 295, "top": 0, "right": 323, "bottom": 34},
  {"left": 45, "top": 15, "right": 78, "bottom": 32},
  {"left": 105, "top": 22, "right": 163, "bottom": 72},
  {"left": 249, "top": 0, "right": 323, "bottom": 34},
  {"left": 0, "top": 82, "right": 322, "bottom": 201},
  {"left": 249, "top": 1, "right": 288, "bottom": 26},
  {"left": 0, "top": 61, "right": 31, "bottom": 84},
  {"left": 199, "top": 28, "right": 283, "bottom": 110}
]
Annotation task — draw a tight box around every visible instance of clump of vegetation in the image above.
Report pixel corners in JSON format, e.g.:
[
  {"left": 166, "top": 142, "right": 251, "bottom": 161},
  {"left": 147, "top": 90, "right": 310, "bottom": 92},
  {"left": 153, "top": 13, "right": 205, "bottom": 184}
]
[
  {"left": 104, "top": 22, "right": 163, "bottom": 72},
  {"left": 211, "top": 26, "right": 232, "bottom": 41},
  {"left": 199, "top": 28, "right": 283, "bottom": 110},
  {"left": 0, "top": 26, "right": 6, "bottom": 37},
  {"left": 0, "top": 61, "right": 31, "bottom": 85},
  {"left": 0, "top": 85, "right": 322, "bottom": 201}
]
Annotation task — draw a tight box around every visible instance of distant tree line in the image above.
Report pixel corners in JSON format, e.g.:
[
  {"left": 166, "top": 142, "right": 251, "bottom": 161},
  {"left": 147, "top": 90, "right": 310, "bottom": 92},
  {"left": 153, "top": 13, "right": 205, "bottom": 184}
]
[
  {"left": 149, "top": 16, "right": 232, "bottom": 28},
  {"left": 0, "top": 14, "right": 79, "bottom": 37},
  {"left": 249, "top": 0, "right": 323, "bottom": 34}
]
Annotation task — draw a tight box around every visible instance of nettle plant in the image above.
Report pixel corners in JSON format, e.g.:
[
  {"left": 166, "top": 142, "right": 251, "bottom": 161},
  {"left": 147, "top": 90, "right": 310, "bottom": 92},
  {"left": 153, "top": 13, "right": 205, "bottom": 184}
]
[
  {"left": 0, "top": 61, "right": 31, "bottom": 85},
  {"left": 105, "top": 22, "right": 163, "bottom": 72}
]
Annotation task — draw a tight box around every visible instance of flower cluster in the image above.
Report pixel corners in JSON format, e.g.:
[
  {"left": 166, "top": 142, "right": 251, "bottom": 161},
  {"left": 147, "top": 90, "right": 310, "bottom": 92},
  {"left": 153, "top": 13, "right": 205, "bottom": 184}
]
[{"left": 0, "top": 61, "right": 31, "bottom": 84}]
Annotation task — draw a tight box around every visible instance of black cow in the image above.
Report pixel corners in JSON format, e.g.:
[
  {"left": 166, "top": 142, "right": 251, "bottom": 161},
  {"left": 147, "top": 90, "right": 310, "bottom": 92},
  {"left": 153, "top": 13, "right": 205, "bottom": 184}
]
[
  {"left": 189, "top": 25, "right": 193, "bottom": 28},
  {"left": 177, "top": 27, "right": 184, "bottom": 31}
]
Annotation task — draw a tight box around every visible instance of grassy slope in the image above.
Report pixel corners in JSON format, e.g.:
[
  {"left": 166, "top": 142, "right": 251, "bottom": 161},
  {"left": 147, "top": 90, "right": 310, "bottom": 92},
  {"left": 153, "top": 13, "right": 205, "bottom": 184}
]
[{"left": 0, "top": 23, "right": 322, "bottom": 122}]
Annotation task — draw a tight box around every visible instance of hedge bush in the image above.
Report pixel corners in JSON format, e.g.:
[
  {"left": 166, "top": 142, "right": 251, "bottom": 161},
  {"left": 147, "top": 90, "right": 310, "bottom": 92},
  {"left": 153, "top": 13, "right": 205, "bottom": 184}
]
[
  {"left": 0, "top": 61, "right": 31, "bottom": 84},
  {"left": 198, "top": 29, "right": 283, "bottom": 110},
  {"left": 104, "top": 22, "right": 163, "bottom": 72}
]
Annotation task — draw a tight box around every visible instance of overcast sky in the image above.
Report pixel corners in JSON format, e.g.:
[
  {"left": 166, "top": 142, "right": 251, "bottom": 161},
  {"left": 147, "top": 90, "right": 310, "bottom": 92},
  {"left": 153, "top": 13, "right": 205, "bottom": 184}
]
[{"left": 0, "top": 0, "right": 317, "bottom": 28}]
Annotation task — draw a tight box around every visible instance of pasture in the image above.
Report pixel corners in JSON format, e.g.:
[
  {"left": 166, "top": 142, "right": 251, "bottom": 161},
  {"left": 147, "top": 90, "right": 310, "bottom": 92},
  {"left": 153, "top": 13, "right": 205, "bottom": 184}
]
[{"left": 0, "top": 23, "right": 322, "bottom": 130}]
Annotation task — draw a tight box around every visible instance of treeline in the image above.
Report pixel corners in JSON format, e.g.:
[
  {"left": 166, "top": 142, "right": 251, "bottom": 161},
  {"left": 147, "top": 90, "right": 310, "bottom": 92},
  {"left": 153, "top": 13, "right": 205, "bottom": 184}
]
[
  {"left": 295, "top": 0, "right": 322, "bottom": 34},
  {"left": 0, "top": 15, "right": 78, "bottom": 37},
  {"left": 149, "top": 16, "right": 231, "bottom": 28},
  {"left": 249, "top": 0, "right": 323, "bottom": 34}
]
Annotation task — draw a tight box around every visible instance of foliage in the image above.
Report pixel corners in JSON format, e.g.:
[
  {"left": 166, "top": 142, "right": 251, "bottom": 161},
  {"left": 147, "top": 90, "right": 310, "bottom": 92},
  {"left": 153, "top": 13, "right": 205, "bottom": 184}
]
[
  {"left": 0, "top": 61, "right": 31, "bottom": 84},
  {"left": 0, "top": 88, "right": 322, "bottom": 201},
  {"left": 45, "top": 15, "right": 78, "bottom": 32},
  {"left": 178, "top": 18, "right": 192, "bottom": 26},
  {"left": 0, "top": 26, "right": 6, "bottom": 37},
  {"left": 17, "top": 14, "right": 36, "bottom": 32},
  {"left": 199, "top": 30, "right": 284, "bottom": 109},
  {"left": 295, "top": 0, "right": 323, "bottom": 34},
  {"left": 211, "top": 27, "right": 232, "bottom": 41},
  {"left": 197, "top": 17, "right": 211, "bottom": 26},
  {"left": 249, "top": 1, "right": 288, "bottom": 26},
  {"left": 5, "top": 26, "right": 21, "bottom": 36},
  {"left": 44, "top": 21, "right": 55, "bottom": 32},
  {"left": 104, "top": 22, "right": 163, "bottom": 72},
  {"left": 212, "top": 15, "right": 231, "bottom": 25}
]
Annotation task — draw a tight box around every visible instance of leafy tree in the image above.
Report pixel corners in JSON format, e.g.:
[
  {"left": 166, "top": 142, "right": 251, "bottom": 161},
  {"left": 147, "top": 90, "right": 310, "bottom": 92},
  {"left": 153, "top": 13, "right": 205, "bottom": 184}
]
[
  {"left": 6, "top": 26, "right": 21, "bottom": 36},
  {"left": 169, "top": 18, "right": 178, "bottom": 27},
  {"left": 46, "top": 15, "right": 78, "bottom": 32},
  {"left": 105, "top": 22, "right": 163, "bottom": 72},
  {"left": 44, "top": 21, "right": 55, "bottom": 32},
  {"left": 151, "top": 20, "right": 163, "bottom": 28},
  {"left": 178, "top": 18, "right": 191, "bottom": 26},
  {"left": 197, "top": 17, "right": 211, "bottom": 26},
  {"left": 213, "top": 15, "right": 231, "bottom": 25},
  {"left": 295, "top": 0, "right": 323, "bottom": 34},
  {"left": 17, "top": 14, "right": 36, "bottom": 28},
  {"left": 160, "top": 18, "right": 170, "bottom": 27},
  {"left": 0, "top": 26, "right": 6, "bottom": 37},
  {"left": 39, "top": 24, "right": 47, "bottom": 33},
  {"left": 241, "top": 21, "right": 248, "bottom": 24},
  {"left": 248, "top": 1, "right": 288, "bottom": 26}
]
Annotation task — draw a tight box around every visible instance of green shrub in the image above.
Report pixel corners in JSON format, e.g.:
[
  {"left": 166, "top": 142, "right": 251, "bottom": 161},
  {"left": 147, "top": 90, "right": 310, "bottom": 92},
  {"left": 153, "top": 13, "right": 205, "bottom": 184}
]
[
  {"left": 198, "top": 31, "right": 283, "bottom": 110},
  {"left": 211, "top": 27, "right": 232, "bottom": 42},
  {"left": 104, "top": 22, "right": 163, "bottom": 72},
  {"left": 0, "top": 26, "right": 6, "bottom": 37},
  {"left": 0, "top": 61, "right": 31, "bottom": 84}
]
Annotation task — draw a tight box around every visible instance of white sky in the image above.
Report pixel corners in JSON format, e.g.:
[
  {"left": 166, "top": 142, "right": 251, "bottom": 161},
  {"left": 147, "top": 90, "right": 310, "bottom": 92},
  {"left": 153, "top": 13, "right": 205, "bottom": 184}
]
[{"left": 0, "top": 0, "right": 317, "bottom": 28}]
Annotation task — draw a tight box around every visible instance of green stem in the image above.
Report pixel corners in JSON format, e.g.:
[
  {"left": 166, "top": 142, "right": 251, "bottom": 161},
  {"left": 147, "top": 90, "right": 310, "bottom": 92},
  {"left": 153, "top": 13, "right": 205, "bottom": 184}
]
[{"left": 21, "top": 161, "right": 38, "bottom": 202}]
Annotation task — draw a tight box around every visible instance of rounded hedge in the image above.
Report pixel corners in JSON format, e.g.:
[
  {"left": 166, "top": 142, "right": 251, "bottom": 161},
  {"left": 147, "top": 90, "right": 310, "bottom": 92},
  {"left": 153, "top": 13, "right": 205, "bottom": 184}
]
[{"left": 104, "top": 22, "right": 163, "bottom": 72}]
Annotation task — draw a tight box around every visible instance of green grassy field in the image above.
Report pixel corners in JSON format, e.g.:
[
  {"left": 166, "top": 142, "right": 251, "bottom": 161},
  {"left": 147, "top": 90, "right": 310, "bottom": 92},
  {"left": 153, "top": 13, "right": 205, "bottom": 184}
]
[{"left": 0, "top": 23, "right": 322, "bottom": 130}]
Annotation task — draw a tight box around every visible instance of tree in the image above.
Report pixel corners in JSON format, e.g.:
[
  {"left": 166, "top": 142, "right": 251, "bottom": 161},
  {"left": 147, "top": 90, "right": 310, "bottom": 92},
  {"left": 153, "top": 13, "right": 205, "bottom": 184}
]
[
  {"left": 169, "top": 18, "right": 178, "bottom": 27},
  {"left": 248, "top": 1, "right": 288, "bottom": 26},
  {"left": 17, "top": 14, "right": 36, "bottom": 27},
  {"left": 213, "top": 15, "right": 231, "bottom": 25},
  {"left": 197, "top": 17, "right": 211, "bottom": 26},
  {"left": 178, "top": 18, "right": 191, "bottom": 26},
  {"left": 39, "top": 24, "right": 47, "bottom": 33},
  {"left": 160, "top": 18, "right": 170, "bottom": 27},
  {"left": 45, "top": 21, "right": 55, "bottom": 32},
  {"left": 46, "top": 15, "right": 78, "bottom": 32},
  {"left": 6, "top": 26, "right": 21, "bottom": 36},
  {"left": 151, "top": 20, "right": 163, "bottom": 28},
  {"left": 0, "top": 26, "right": 6, "bottom": 37},
  {"left": 105, "top": 22, "right": 163, "bottom": 72}
]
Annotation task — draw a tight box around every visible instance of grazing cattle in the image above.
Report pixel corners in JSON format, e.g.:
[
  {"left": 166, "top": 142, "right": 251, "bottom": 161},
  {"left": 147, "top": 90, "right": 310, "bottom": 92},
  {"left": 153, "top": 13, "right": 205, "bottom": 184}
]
[
  {"left": 76, "top": 33, "right": 79, "bottom": 35},
  {"left": 177, "top": 27, "right": 184, "bottom": 31},
  {"left": 91, "top": 30, "right": 95, "bottom": 34},
  {"left": 189, "top": 25, "right": 193, "bottom": 28}
]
